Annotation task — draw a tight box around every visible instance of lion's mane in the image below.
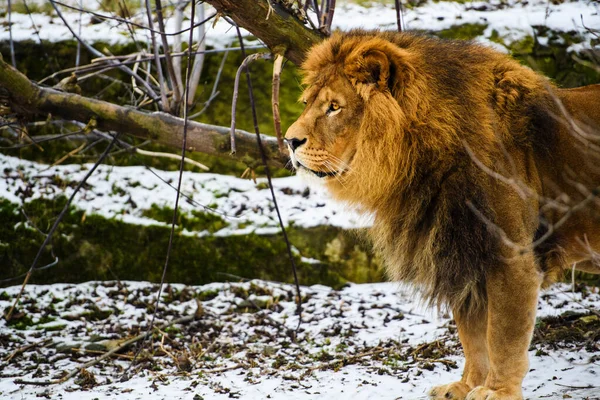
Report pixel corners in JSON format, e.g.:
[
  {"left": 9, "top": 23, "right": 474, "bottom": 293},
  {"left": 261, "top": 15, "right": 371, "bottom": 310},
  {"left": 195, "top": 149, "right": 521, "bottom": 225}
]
[{"left": 301, "top": 31, "right": 560, "bottom": 315}]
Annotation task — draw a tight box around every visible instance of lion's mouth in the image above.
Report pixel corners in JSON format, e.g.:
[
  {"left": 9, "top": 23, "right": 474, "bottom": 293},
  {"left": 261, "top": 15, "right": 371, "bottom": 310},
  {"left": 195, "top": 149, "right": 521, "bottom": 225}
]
[{"left": 298, "top": 162, "right": 340, "bottom": 178}]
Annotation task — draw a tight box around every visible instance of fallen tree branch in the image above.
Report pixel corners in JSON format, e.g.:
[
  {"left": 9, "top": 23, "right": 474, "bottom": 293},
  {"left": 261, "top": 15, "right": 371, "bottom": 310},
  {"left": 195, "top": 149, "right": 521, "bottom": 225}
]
[
  {"left": 4, "top": 338, "right": 52, "bottom": 363},
  {"left": 13, "top": 313, "right": 198, "bottom": 386},
  {"left": 0, "top": 53, "right": 288, "bottom": 168}
]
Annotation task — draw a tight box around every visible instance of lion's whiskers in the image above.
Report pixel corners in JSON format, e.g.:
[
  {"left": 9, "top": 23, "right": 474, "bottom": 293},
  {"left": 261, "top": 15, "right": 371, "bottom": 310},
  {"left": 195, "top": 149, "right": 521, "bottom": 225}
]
[
  {"left": 284, "top": 159, "right": 294, "bottom": 171},
  {"left": 324, "top": 161, "right": 347, "bottom": 188},
  {"left": 328, "top": 155, "right": 353, "bottom": 174}
]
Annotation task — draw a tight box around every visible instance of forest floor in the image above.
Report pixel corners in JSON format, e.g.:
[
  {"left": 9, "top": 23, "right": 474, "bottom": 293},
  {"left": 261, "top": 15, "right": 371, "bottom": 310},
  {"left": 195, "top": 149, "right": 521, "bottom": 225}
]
[{"left": 1, "top": 280, "right": 599, "bottom": 400}]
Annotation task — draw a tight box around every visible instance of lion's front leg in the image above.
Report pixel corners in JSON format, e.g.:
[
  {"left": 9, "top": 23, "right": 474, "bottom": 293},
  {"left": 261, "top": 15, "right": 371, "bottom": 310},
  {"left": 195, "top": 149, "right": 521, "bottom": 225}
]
[
  {"left": 429, "top": 308, "right": 489, "bottom": 400},
  {"left": 466, "top": 254, "right": 542, "bottom": 400}
]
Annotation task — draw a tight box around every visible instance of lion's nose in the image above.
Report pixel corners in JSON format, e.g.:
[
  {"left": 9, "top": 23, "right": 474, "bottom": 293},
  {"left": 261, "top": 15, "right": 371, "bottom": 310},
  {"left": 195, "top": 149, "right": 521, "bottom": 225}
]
[{"left": 285, "top": 137, "right": 307, "bottom": 152}]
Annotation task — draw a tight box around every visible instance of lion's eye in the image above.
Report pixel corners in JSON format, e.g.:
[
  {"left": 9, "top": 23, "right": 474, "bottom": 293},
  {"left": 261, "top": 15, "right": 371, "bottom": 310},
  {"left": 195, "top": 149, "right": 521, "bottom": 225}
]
[{"left": 327, "top": 102, "right": 340, "bottom": 114}]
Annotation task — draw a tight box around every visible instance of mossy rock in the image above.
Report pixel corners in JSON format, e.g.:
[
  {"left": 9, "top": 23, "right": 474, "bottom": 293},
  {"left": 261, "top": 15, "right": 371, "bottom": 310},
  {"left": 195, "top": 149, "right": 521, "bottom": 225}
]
[{"left": 0, "top": 198, "right": 384, "bottom": 288}]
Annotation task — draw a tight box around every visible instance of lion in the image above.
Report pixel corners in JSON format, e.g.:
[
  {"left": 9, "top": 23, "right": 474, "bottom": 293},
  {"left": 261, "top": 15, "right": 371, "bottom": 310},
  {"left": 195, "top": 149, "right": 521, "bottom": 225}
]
[{"left": 284, "top": 30, "right": 600, "bottom": 400}]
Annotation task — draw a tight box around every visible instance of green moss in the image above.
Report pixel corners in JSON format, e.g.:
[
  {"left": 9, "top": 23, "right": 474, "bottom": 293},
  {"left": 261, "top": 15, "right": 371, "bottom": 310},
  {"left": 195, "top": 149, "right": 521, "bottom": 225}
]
[
  {"left": 437, "top": 23, "right": 488, "bottom": 41},
  {"left": 197, "top": 289, "right": 219, "bottom": 301},
  {"left": 9, "top": 1, "right": 55, "bottom": 16},
  {"left": 432, "top": 0, "right": 471, "bottom": 3},
  {"left": 141, "top": 204, "right": 229, "bottom": 233},
  {"left": 37, "top": 315, "right": 56, "bottom": 324},
  {"left": 39, "top": 323, "right": 67, "bottom": 332},
  {"left": 6, "top": 313, "right": 34, "bottom": 330},
  {"left": 0, "top": 198, "right": 373, "bottom": 289},
  {"left": 98, "top": 0, "right": 142, "bottom": 17},
  {"left": 288, "top": 227, "right": 384, "bottom": 284}
]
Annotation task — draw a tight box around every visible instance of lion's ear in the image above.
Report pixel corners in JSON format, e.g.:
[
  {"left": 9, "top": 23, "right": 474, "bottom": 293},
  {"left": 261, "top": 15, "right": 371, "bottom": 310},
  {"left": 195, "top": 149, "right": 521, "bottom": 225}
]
[
  {"left": 344, "top": 42, "right": 415, "bottom": 97},
  {"left": 346, "top": 49, "right": 391, "bottom": 91}
]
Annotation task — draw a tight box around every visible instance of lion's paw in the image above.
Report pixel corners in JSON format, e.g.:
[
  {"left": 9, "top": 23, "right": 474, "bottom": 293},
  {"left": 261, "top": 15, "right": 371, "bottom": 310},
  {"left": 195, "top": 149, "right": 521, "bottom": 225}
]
[
  {"left": 429, "top": 381, "right": 471, "bottom": 400},
  {"left": 465, "top": 386, "right": 523, "bottom": 400}
]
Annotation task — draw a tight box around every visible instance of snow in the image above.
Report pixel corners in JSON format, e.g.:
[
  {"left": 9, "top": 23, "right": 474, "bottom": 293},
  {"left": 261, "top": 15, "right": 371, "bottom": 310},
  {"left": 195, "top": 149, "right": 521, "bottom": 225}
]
[
  {"left": 0, "top": 280, "right": 598, "bottom": 399},
  {"left": 1, "top": 0, "right": 598, "bottom": 51},
  {"left": 0, "top": 153, "right": 370, "bottom": 235}
]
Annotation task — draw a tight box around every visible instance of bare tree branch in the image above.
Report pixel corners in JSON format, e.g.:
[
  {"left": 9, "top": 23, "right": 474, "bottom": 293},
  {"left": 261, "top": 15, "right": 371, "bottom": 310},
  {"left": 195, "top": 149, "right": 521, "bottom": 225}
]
[
  {"left": 0, "top": 53, "right": 287, "bottom": 168},
  {"left": 230, "top": 52, "right": 273, "bottom": 154},
  {"left": 145, "top": 0, "right": 169, "bottom": 111},
  {"left": 272, "top": 53, "right": 286, "bottom": 153},
  {"left": 188, "top": 3, "right": 207, "bottom": 105},
  {"left": 158, "top": 0, "right": 183, "bottom": 109},
  {"left": 204, "top": 0, "right": 324, "bottom": 65}
]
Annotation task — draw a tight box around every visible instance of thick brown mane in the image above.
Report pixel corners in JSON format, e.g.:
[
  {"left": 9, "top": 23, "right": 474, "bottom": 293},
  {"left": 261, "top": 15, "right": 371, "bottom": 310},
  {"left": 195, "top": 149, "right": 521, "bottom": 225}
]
[{"left": 300, "top": 30, "right": 559, "bottom": 314}]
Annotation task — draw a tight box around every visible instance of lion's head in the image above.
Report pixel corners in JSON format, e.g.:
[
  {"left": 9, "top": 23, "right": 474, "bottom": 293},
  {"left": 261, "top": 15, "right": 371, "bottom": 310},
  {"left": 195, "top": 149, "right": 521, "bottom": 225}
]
[{"left": 285, "top": 31, "right": 425, "bottom": 209}]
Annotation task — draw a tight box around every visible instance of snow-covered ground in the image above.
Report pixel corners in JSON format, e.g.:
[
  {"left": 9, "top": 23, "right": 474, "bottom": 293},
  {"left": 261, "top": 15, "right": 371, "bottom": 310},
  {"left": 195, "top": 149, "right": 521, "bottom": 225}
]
[
  {"left": 0, "top": 280, "right": 598, "bottom": 400},
  {"left": 1, "top": 0, "right": 598, "bottom": 52},
  {"left": 0, "top": 153, "right": 369, "bottom": 235}
]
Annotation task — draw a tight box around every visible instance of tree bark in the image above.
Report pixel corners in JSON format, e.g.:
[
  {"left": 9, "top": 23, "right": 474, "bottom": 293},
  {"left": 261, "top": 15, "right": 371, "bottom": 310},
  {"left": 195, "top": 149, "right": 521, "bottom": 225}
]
[
  {"left": 0, "top": 53, "right": 288, "bottom": 168},
  {"left": 205, "top": 0, "right": 324, "bottom": 64}
]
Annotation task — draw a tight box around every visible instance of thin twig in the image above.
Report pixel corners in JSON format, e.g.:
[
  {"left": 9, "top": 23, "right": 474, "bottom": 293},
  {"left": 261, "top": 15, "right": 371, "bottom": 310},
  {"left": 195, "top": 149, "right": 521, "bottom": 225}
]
[
  {"left": 187, "top": 4, "right": 207, "bottom": 106},
  {"left": 4, "top": 338, "right": 52, "bottom": 363},
  {"left": 124, "top": 2, "right": 198, "bottom": 380},
  {"left": 17, "top": 126, "right": 44, "bottom": 152},
  {"left": 155, "top": 0, "right": 182, "bottom": 110},
  {"left": 145, "top": 0, "right": 169, "bottom": 112},
  {"left": 324, "top": 0, "right": 336, "bottom": 34},
  {"left": 394, "top": 0, "right": 404, "bottom": 32},
  {"left": 77, "top": 348, "right": 134, "bottom": 360},
  {"left": 50, "top": 141, "right": 87, "bottom": 167},
  {"left": 312, "top": 0, "right": 322, "bottom": 25},
  {"left": 554, "top": 383, "right": 597, "bottom": 389},
  {"left": 135, "top": 148, "right": 209, "bottom": 171},
  {"left": 235, "top": 26, "right": 303, "bottom": 321},
  {"left": 172, "top": 1, "right": 186, "bottom": 94},
  {"left": 50, "top": 1, "right": 216, "bottom": 37},
  {"left": 38, "top": 46, "right": 265, "bottom": 85},
  {"left": 8, "top": 0, "right": 17, "bottom": 68},
  {"left": 189, "top": 46, "right": 230, "bottom": 119},
  {"left": 76, "top": 0, "right": 82, "bottom": 67},
  {"left": 271, "top": 53, "right": 286, "bottom": 153},
  {"left": 580, "top": 15, "right": 600, "bottom": 39},
  {"left": 230, "top": 52, "right": 273, "bottom": 154},
  {"left": 49, "top": 0, "right": 160, "bottom": 103},
  {"left": 320, "top": 0, "right": 329, "bottom": 31},
  {"left": 202, "top": 363, "right": 248, "bottom": 374},
  {"left": 462, "top": 140, "right": 532, "bottom": 200},
  {"left": 306, "top": 347, "right": 392, "bottom": 372},
  {"left": 0, "top": 257, "right": 59, "bottom": 285}
]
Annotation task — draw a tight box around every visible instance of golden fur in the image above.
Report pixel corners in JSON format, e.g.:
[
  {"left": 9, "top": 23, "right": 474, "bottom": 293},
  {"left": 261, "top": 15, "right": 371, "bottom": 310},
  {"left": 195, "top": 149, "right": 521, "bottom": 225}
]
[{"left": 285, "top": 30, "right": 600, "bottom": 400}]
